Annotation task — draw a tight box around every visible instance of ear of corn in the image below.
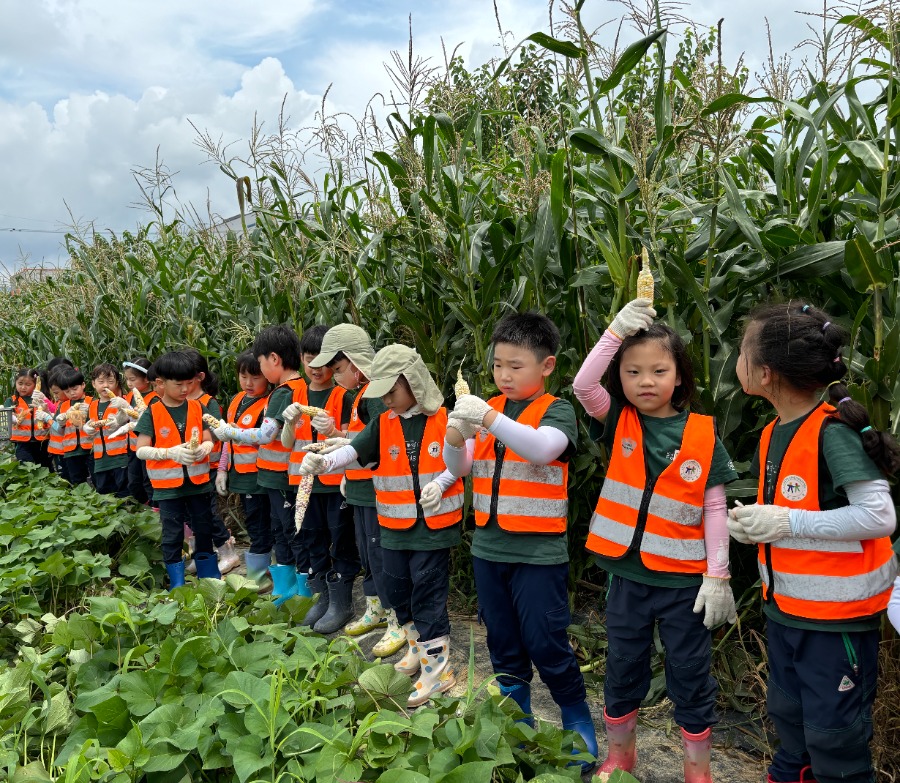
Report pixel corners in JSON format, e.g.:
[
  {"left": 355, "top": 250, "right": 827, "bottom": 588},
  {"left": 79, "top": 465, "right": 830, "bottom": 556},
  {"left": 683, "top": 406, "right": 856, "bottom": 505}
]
[
  {"left": 132, "top": 387, "right": 146, "bottom": 411},
  {"left": 34, "top": 376, "right": 41, "bottom": 393},
  {"left": 294, "top": 442, "right": 328, "bottom": 531},
  {"left": 202, "top": 413, "right": 222, "bottom": 429},
  {"left": 189, "top": 427, "right": 200, "bottom": 449},
  {"left": 637, "top": 246, "right": 655, "bottom": 302},
  {"left": 454, "top": 367, "right": 470, "bottom": 397},
  {"left": 297, "top": 404, "right": 327, "bottom": 418},
  {"left": 100, "top": 388, "right": 116, "bottom": 401}
]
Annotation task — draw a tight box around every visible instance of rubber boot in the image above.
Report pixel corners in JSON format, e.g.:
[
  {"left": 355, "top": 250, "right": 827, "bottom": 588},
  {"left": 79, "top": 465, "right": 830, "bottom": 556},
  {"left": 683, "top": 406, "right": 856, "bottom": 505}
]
[
  {"left": 194, "top": 552, "right": 222, "bottom": 579},
  {"left": 407, "top": 636, "right": 455, "bottom": 707},
  {"left": 681, "top": 727, "right": 713, "bottom": 783},
  {"left": 499, "top": 682, "right": 534, "bottom": 727},
  {"left": 216, "top": 537, "right": 240, "bottom": 575},
  {"left": 372, "top": 610, "right": 406, "bottom": 657},
  {"left": 597, "top": 708, "right": 638, "bottom": 773},
  {"left": 165, "top": 560, "right": 185, "bottom": 590},
  {"left": 344, "top": 595, "right": 388, "bottom": 636},
  {"left": 301, "top": 573, "right": 328, "bottom": 628},
  {"left": 766, "top": 766, "right": 818, "bottom": 783},
  {"left": 296, "top": 571, "right": 312, "bottom": 597},
  {"left": 269, "top": 564, "right": 299, "bottom": 606},
  {"left": 245, "top": 552, "right": 272, "bottom": 591},
  {"left": 560, "top": 701, "right": 598, "bottom": 767},
  {"left": 313, "top": 573, "right": 354, "bottom": 634},
  {"left": 394, "top": 622, "right": 421, "bottom": 675}
]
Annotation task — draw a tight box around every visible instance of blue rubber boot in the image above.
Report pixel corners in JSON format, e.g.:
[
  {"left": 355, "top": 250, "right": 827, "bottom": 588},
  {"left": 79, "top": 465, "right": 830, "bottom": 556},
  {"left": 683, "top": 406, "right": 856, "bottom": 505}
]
[
  {"left": 560, "top": 701, "right": 598, "bottom": 767},
  {"left": 165, "top": 560, "right": 186, "bottom": 590},
  {"left": 296, "top": 571, "right": 312, "bottom": 597},
  {"left": 499, "top": 682, "right": 534, "bottom": 727},
  {"left": 269, "top": 564, "right": 299, "bottom": 606},
  {"left": 244, "top": 552, "right": 272, "bottom": 584},
  {"left": 194, "top": 552, "right": 222, "bottom": 579}
]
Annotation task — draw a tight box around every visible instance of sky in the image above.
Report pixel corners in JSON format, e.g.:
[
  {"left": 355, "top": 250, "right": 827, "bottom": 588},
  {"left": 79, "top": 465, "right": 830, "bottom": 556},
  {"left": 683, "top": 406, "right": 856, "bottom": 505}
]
[{"left": 0, "top": 0, "right": 833, "bottom": 273}]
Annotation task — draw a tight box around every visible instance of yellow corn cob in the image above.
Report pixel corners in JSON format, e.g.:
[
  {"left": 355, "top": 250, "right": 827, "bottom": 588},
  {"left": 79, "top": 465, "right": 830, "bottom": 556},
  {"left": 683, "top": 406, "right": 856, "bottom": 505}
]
[
  {"left": 131, "top": 387, "right": 146, "bottom": 412},
  {"left": 202, "top": 413, "right": 222, "bottom": 429},
  {"left": 637, "top": 246, "right": 655, "bottom": 302},
  {"left": 454, "top": 367, "right": 470, "bottom": 397},
  {"left": 294, "top": 442, "right": 328, "bottom": 531},
  {"left": 15, "top": 409, "right": 27, "bottom": 424},
  {"left": 189, "top": 427, "right": 200, "bottom": 449},
  {"left": 34, "top": 376, "right": 41, "bottom": 393},
  {"left": 100, "top": 388, "right": 116, "bottom": 401},
  {"left": 297, "top": 404, "right": 327, "bottom": 418},
  {"left": 67, "top": 406, "right": 87, "bottom": 427}
]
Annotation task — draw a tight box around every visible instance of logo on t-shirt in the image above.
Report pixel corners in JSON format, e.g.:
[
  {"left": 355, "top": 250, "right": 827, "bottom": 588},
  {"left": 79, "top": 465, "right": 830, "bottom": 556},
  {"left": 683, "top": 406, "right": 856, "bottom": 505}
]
[
  {"left": 679, "top": 459, "right": 703, "bottom": 483},
  {"left": 478, "top": 427, "right": 489, "bottom": 442},
  {"left": 780, "top": 475, "right": 808, "bottom": 502},
  {"left": 621, "top": 438, "right": 637, "bottom": 458},
  {"left": 427, "top": 441, "right": 441, "bottom": 458}
]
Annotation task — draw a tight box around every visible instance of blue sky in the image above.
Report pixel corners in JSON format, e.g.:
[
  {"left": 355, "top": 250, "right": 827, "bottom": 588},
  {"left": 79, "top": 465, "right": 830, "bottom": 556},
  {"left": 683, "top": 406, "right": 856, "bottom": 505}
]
[{"left": 0, "top": 0, "right": 828, "bottom": 273}]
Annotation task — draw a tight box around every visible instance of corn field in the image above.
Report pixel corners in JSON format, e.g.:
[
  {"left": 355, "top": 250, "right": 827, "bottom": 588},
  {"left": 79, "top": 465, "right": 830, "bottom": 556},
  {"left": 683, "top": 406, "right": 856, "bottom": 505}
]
[{"left": 1, "top": 1, "right": 899, "bottom": 770}]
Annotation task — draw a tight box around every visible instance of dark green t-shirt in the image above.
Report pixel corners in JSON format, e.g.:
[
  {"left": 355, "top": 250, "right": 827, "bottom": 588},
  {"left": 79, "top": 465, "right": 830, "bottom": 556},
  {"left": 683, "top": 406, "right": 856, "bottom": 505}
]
[
  {"left": 345, "top": 393, "right": 387, "bottom": 508},
  {"left": 225, "top": 394, "right": 267, "bottom": 495},
  {"left": 91, "top": 400, "right": 128, "bottom": 473},
  {"left": 256, "top": 385, "right": 296, "bottom": 492},
  {"left": 307, "top": 386, "right": 353, "bottom": 495},
  {"left": 752, "top": 409, "right": 885, "bottom": 632},
  {"left": 134, "top": 401, "right": 211, "bottom": 500},
  {"left": 471, "top": 396, "right": 578, "bottom": 566},
  {"left": 590, "top": 397, "right": 738, "bottom": 588},
  {"left": 352, "top": 410, "right": 461, "bottom": 551}
]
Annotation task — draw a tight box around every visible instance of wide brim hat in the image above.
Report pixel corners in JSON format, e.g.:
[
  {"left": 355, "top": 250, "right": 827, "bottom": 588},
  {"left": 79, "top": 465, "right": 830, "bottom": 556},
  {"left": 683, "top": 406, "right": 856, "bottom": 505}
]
[{"left": 362, "top": 344, "right": 443, "bottom": 414}]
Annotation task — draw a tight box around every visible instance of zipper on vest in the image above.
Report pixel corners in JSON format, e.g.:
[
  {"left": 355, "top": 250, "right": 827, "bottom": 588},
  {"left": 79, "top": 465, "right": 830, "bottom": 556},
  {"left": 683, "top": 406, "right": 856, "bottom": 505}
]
[
  {"left": 489, "top": 442, "right": 506, "bottom": 521},
  {"left": 630, "top": 474, "right": 659, "bottom": 552},
  {"left": 406, "top": 439, "right": 424, "bottom": 517}
]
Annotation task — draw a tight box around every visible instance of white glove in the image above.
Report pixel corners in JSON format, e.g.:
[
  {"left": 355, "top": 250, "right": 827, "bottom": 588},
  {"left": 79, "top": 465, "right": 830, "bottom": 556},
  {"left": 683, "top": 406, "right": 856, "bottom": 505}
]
[
  {"left": 729, "top": 504, "right": 792, "bottom": 544},
  {"left": 31, "top": 390, "right": 48, "bottom": 407},
  {"left": 211, "top": 423, "right": 240, "bottom": 442},
  {"left": 166, "top": 444, "right": 200, "bottom": 466},
  {"left": 608, "top": 298, "right": 656, "bottom": 339},
  {"left": 299, "top": 452, "right": 329, "bottom": 476},
  {"left": 75, "top": 402, "right": 89, "bottom": 415},
  {"left": 419, "top": 481, "right": 443, "bottom": 515},
  {"left": 281, "top": 402, "right": 304, "bottom": 426},
  {"left": 311, "top": 412, "right": 336, "bottom": 437},
  {"left": 316, "top": 437, "right": 352, "bottom": 454},
  {"left": 83, "top": 422, "right": 98, "bottom": 436},
  {"left": 55, "top": 412, "right": 69, "bottom": 424},
  {"left": 33, "top": 409, "right": 54, "bottom": 424},
  {"left": 105, "top": 396, "right": 131, "bottom": 411},
  {"left": 340, "top": 475, "right": 347, "bottom": 498},
  {"left": 446, "top": 418, "right": 477, "bottom": 441},
  {"left": 194, "top": 441, "right": 214, "bottom": 459},
  {"left": 727, "top": 505, "right": 753, "bottom": 544},
  {"left": 450, "top": 394, "right": 492, "bottom": 427},
  {"left": 215, "top": 471, "right": 228, "bottom": 497},
  {"left": 692, "top": 575, "right": 737, "bottom": 629},
  {"left": 109, "top": 421, "right": 135, "bottom": 440}
]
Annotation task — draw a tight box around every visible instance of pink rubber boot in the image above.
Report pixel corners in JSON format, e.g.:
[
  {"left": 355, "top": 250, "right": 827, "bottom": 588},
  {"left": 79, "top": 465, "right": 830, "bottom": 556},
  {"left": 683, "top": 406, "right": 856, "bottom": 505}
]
[
  {"left": 681, "top": 727, "right": 713, "bottom": 783},
  {"left": 596, "top": 708, "right": 637, "bottom": 774},
  {"left": 766, "top": 766, "right": 818, "bottom": 783}
]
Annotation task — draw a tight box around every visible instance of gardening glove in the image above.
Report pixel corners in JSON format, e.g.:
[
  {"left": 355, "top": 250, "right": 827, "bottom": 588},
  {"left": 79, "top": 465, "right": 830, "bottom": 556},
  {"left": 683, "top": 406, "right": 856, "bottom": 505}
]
[
  {"left": 33, "top": 409, "right": 54, "bottom": 424},
  {"left": 450, "top": 394, "right": 492, "bottom": 427},
  {"left": 167, "top": 444, "right": 200, "bottom": 466},
  {"left": 299, "top": 452, "right": 329, "bottom": 476},
  {"left": 105, "top": 395, "right": 131, "bottom": 411},
  {"left": 281, "top": 402, "right": 304, "bottom": 426},
  {"left": 340, "top": 475, "right": 347, "bottom": 497},
  {"left": 419, "top": 481, "right": 443, "bottom": 515},
  {"left": 315, "top": 437, "right": 352, "bottom": 454},
  {"left": 83, "top": 421, "right": 99, "bottom": 436},
  {"left": 215, "top": 470, "right": 228, "bottom": 497},
  {"left": 109, "top": 421, "right": 135, "bottom": 440},
  {"left": 608, "top": 297, "right": 656, "bottom": 339},
  {"left": 194, "top": 441, "right": 214, "bottom": 460},
  {"left": 211, "top": 422, "right": 240, "bottom": 442},
  {"left": 55, "top": 412, "right": 69, "bottom": 424},
  {"left": 692, "top": 575, "right": 737, "bottom": 629},
  {"left": 311, "top": 411, "right": 337, "bottom": 437},
  {"left": 446, "top": 417, "right": 478, "bottom": 441},
  {"left": 729, "top": 504, "right": 792, "bottom": 544},
  {"left": 31, "top": 390, "right": 48, "bottom": 408}
]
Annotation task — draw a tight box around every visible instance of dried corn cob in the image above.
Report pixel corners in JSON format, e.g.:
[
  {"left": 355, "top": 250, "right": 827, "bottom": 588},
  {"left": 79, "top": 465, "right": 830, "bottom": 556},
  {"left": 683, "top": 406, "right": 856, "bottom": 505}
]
[
  {"left": 294, "top": 442, "right": 329, "bottom": 531},
  {"left": 132, "top": 386, "right": 146, "bottom": 411},
  {"left": 34, "top": 376, "right": 41, "bottom": 393},
  {"left": 189, "top": 427, "right": 200, "bottom": 449},
  {"left": 637, "top": 246, "right": 655, "bottom": 302},
  {"left": 202, "top": 413, "right": 222, "bottom": 429},
  {"left": 454, "top": 367, "right": 470, "bottom": 397},
  {"left": 100, "top": 388, "right": 116, "bottom": 401},
  {"left": 297, "top": 404, "right": 327, "bottom": 418},
  {"left": 67, "top": 406, "right": 87, "bottom": 427}
]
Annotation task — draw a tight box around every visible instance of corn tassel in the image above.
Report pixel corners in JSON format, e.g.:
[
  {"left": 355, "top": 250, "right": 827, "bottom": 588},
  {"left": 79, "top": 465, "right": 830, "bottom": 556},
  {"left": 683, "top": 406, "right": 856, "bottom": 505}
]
[
  {"left": 294, "top": 442, "right": 328, "bottom": 531},
  {"left": 637, "top": 246, "right": 655, "bottom": 302},
  {"left": 454, "top": 367, "right": 470, "bottom": 397}
]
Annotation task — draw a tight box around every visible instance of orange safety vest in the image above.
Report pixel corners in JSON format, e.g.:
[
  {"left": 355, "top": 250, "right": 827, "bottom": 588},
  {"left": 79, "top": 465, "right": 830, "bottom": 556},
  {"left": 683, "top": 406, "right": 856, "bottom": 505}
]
[
  {"left": 53, "top": 397, "right": 94, "bottom": 454},
  {"left": 225, "top": 392, "right": 270, "bottom": 473},
  {"left": 197, "top": 393, "right": 221, "bottom": 466},
  {"left": 87, "top": 399, "right": 128, "bottom": 459},
  {"left": 371, "top": 408, "right": 464, "bottom": 530},
  {"left": 288, "top": 386, "right": 348, "bottom": 487},
  {"left": 586, "top": 406, "right": 714, "bottom": 574},
  {"left": 346, "top": 386, "right": 374, "bottom": 482},
  {"left": 756, "top": 403, "right": 897, "bottom": 621},
  {"left": 145, "top": 399, "right": 209, "bottom": 489},
  {"left": 126, "top": 389, "right": 158, "bottom": 451},
  {"left": 10, "top": 396, "right": 49, "bottom": 443},
  {"left": 257, "top": 378, "right": 308, "bottom": 473},
  {"left": 471, "top": 394, "right": 568, "bottom": 534}
]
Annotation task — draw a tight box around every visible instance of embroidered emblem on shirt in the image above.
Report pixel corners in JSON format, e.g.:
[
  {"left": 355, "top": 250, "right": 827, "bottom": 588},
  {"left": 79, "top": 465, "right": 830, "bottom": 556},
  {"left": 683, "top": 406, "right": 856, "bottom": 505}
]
[
  {"left": 241, "top": 413, "right": 253, "bottom": 425},
  {"left": 427, "top": 440, "right": 441, "bottom": 458},
  {"left": 389, "top": 445, "right": 401, "bottom": 461},
  {"left": 679, "top": 459, "right": 702, "bottom": 483},
  {"left": 160, "top": 426, "right": 171, "bottom": 438},
  {"left": 621, "top": 438, "right": 637, "bottom": 458},
  {"left": 780, "top": 475, "right": 808, "bottom": 502},
  {"left": 838, "top": 675, "right": 855, "bottom": 692}
]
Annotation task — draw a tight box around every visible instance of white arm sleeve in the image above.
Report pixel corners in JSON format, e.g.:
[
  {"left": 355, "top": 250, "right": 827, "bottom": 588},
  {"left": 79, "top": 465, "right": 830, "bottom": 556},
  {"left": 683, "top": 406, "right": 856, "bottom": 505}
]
[
  {"left": 487, "top": 414, "right": 569, "bottom": 465},
  {"left": 432, "top": 469, "right": 458, "bottom": 492},
  {"left": 888, "top": 577, "right": 900, "bottom": 635},
  {"left": 323, "top": 444, "right": 361, "bottom": 472},
  {"left": 789, "top": 480, "right": 897, "bottom": 541},
  {"left": 442, "top": 439, "right": 475, "bottom": 478}
]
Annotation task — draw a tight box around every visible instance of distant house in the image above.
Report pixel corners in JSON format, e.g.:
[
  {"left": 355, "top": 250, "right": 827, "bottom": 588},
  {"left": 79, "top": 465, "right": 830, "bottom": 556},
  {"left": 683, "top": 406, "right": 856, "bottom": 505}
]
[
  {"left": 7, "top": 265, "right": 63, "bottom": 295},
  {"left": 211, "top": 213, "right": 257, "bottom": 239}
]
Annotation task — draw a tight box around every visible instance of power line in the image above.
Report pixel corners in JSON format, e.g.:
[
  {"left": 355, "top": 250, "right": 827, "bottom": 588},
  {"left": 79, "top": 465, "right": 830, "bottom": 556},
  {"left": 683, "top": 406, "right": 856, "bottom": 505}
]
[{"left": 0, "top": 227, "right": 69, "bottom": 234}]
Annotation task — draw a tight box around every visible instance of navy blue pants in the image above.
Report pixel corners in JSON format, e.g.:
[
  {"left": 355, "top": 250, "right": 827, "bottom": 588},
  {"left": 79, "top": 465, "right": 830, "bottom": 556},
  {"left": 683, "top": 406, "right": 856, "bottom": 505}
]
[
  {"left": 60, "top": 452, "right": 91, "bottom": 486},
  {"left": 158, "top": 493, "right": 214, "bottom": 564},
  {"left": 354, "top": 504, "right": 390, "bottom": 607},
  {"left": 605, "top": 576, "right": 716, "bottom": 733},
  {"left": 383, "top": 547, "right": 451, "bottom": 642},
  {"left": 126, "top": 450, "right": 152, "bottom": 504},
  {"left": 474, "top": 557, "right": 587, "bottom": 708},
  {"left": 93, "top": 466, "right": 129, "bottom": 497},
  {"left": 15, "top": 440, "right": 51, "bottom": 468},
  {"left": 268, "top": 487, "right": 301, "bottom": 567},
  {"left": 241, "top": 492, "right": 272, "bottom": 554},
  {"left": 301, "top": 492, "right": 360, "bottom": 579},
  {"left": 766, "top": 619, "right": 879, "bottom": 783}
]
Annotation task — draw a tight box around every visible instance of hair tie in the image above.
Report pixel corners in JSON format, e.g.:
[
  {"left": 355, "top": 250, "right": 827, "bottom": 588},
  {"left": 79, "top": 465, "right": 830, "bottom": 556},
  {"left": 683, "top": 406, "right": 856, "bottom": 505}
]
[
  {"left": 838, "top": 396, "right": 851, "bottom": 404},
  {"left": 821, "top": 321, "right": 831, "bottom": 331},
  {"left": 122, "top": 361, "right": 149, "bottom": 374},
  {"left": 860, "top": 426, "right": 873, "bottom": 434},
  {"left": 801, "top": 304, "right": 811, "bottom": 313},
  {"left": 833, "top": 356, "right": 842, "bottom": 363}
]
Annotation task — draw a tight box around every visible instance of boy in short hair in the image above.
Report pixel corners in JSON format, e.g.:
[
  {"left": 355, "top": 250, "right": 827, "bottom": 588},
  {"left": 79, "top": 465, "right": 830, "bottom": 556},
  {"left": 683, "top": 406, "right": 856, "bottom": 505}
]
[
  {"left": 51, "top": 366, "right": 93, "bottom": 486},
  {"left": 443, "top": 313, "right": 598, "bottom": 765}
]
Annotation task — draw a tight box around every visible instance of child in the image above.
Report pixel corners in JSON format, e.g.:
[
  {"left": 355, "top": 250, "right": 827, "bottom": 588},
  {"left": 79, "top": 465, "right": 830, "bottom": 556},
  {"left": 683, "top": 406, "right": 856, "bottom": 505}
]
[
  {"left": 210, "top": 325, "right": 309, "bottom": 605},
  {"left": 890, "top": 576, "right": 900, "bottom": 635},
  {"left": 308, "top": 324, "right": 405, "bottom": 655},
  {"left": 46, "top": 369, "right": 67, "bottom": 474},
  {"left": 134, "top": 350, "right": 221, "bottom": 588},
  {"left": 728, "top": 303, "right": 898, "bottom": 783},
  {"left": 121, "top": 358, "right": 157, "bottom": 504},
  {"left": 51, "top": 366, "right": 94, "bottom": 486},
  {"left": 215, "top": 351, "right": 272, "bottom": 587},
  {"left": 443, "top": 313, "right": 600, "bottom": 767},
  {"left": 83, "top": 364, "right": 131, "bottom": 497},
  {"left": 5, "top": 368, "right": 53, "bottom": 467},
  {"left": 300, "top": 344, "right": 463, "bottom": 706},
  {"left": 573, "top": 298, "right": 738, "bottom": 779},
  {"left": 280, "top": 325, "right": 359, "bottom": 633}
]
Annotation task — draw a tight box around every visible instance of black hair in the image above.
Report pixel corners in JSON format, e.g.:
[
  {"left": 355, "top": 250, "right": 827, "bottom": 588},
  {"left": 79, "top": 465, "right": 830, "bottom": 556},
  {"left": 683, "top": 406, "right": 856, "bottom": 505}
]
[
  {"left": 91, "top": 363, "right": 121, "bottom": 390},
  {"left": 252, "top": 325, "right": 302, "bottom": 370},
  {"left": 47, "top": 368, "right": 64, "bottom": 389},
  {"left": 12, "top": 368, "right": 40, "bottom": 401},
  {"left": 46, "top": 357, "right": 74, "bottom": 374},
  {"left": 300, "top": 325, "right": 329, "bottom": 357},
  {"left": 236, "top": 350, "right": 262, "bottom": 376},
  {"left": 605, "top": 324, "right": 696, "bottom": 411},
  {"left": 55, "top": 366, "right": 85, "bottom": 391},
  {"left": 146, "top": 363, "right": 158, "bottom": 383},
  {"left": 153, "top": 351, "right": 197, "bottom": 382},
  {"left": 325, "top": 350, "right": 348, "bottom": 368},
  {"left": 746, "top": 303, "right": 900, "bottom": 476},
  {"left": 182, "top": 348, "right": 220, "bottom": 396},
  {"left": 491, "top": 312, "right": 560, "bottom": 361}
]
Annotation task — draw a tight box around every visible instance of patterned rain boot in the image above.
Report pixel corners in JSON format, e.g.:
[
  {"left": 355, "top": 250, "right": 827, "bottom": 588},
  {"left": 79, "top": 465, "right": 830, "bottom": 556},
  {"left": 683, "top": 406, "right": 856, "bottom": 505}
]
[
  {"left": 597, "top": 708, "right": 637, "bottom": 774},
  {"left": 372, "top": 610, "right": 406, "bottom": 658},
  {"left": 344, "top": 595, "right": 388, "bottom": 636},
  {"left": 407, "top": 636, "right": 455, "bottom": 708},
  {"left": 393, "top": 622, "right": 421, "bottom": 675},
  {"left": 681, "top": 727, "right": 713, "bottom": 783}
]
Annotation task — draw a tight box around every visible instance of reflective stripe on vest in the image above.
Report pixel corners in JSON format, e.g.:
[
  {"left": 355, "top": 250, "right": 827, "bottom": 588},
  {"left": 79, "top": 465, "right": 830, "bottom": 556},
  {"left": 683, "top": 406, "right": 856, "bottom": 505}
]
[
  {"left": 756, "top": 403, "right": 897, "bottom": 621},
  {"left": 257, "top": 378, "right": 308, "bottom": 473},
  {"left": 288, "top": 385, "right": 347, "bottom": 486},
  {"left": 371, "top": 408, "right": 463, "bottom": 530},
  {"left": 57, "top": 397, "right": 93, "bottom": 453},
  {"left": 470, "top": 394, "right": 568, "bottom": 534},
  {"left": 145, "top": 399, "right": 209, "bottom": 489},
  {"left": 226, "top": 392, "right": 270, "bottom": 474},
  {"left": 586, "top": 406, "right": 714, "bottom": 575},
  {"left": 10, "top": 397, "right": 48, "bottom": 442},
  {"left": 346, "top": 385, "right": 374, "bottom": 482},
  {"left": 88, "top": 399, "right": 128, "bottom": 459}
]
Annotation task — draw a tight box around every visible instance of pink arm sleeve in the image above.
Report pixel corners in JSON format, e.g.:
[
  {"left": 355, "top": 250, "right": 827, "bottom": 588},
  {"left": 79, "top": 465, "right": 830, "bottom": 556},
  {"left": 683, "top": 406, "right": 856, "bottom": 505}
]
[
  {"left": 47, "top": 402, "right": 58, "bottom": 413},
  {"left": 218, "top": 443, "right": 229, "bottom": 472},
  {"left": 572, "top": 331, "right": 622, "bottom": 419},
  {"left": 704, "top": 484, "right": 730, "bottom": 577}
]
